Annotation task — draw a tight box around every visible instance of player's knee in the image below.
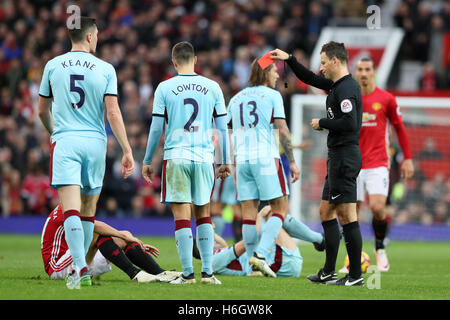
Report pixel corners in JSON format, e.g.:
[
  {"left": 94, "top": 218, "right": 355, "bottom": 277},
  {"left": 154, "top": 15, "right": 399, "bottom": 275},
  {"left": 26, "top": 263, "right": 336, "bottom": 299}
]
[
  {"left": 370, "top": 201, "right": 385, "bottom": 217},
  {"left": 269, "top": 196, "right": 288, "bottom": 215}
]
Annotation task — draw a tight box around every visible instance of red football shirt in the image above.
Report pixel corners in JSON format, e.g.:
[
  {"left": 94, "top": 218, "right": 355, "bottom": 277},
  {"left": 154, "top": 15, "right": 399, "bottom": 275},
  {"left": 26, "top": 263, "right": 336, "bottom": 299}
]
[
  {"left": 40, "top": 205, "right": 71, "bottom": 276},
  {"left": 360, "top": 87, "right": 404, "bottom": 169}
]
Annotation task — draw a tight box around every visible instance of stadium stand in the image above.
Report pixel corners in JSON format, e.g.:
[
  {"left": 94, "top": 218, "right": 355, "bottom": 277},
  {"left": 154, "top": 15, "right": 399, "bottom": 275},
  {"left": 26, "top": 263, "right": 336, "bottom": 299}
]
[{"left": 0, "top": 0, "right": 449, "bottom": 227}]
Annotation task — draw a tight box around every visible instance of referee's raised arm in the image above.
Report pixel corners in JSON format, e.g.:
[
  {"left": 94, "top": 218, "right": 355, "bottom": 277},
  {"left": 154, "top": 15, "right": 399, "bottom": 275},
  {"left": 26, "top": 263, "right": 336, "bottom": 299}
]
[{"left": 270, "top": 49, "right": 333, "bottom": 91}]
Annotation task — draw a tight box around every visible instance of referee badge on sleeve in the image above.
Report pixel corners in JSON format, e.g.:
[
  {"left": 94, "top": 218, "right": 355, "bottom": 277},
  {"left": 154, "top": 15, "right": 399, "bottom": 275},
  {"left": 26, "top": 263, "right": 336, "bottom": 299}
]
[{"left": 340, "top": 99, "right": 353, "bottom": 113}]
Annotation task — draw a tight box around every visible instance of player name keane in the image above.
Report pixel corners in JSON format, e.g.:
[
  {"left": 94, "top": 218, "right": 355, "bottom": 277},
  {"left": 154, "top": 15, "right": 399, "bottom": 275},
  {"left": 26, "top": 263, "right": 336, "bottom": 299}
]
[
  {"left": 60, "top": 59, "right": 96, "bottom": 70},
  {"left": 171, "top": 83, "right": 208, "bottom": 96}
]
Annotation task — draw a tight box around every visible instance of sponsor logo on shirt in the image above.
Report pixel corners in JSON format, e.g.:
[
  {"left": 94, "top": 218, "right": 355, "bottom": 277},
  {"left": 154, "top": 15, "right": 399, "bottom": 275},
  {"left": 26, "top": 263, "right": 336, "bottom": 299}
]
[{"left": 372, "top": 102, "right": 382, "bottom": 111}]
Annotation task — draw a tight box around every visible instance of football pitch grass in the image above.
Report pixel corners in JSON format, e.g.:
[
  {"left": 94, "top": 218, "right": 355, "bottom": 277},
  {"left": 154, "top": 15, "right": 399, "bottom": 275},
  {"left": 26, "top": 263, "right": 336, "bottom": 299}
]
[{"left": 0, "top": 234, "right": 449, "bottom": 300}]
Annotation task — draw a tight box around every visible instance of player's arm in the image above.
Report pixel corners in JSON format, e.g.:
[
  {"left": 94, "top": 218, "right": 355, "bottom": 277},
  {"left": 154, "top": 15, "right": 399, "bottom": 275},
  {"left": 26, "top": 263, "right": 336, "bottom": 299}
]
[
  {"left": 274, "top": 118, "right": 300, "bottom": 183},
  {"left": 214, "top": 84, "right": 232, "bottom": 179},
  {"left": 270, "top": 49, "right": 333, "bottom": 91},
  {"left": 38, "top": 96, "right": 53, "bottom": 135},
  {"left": 142, "top": 115, "right": 165, "bottom": 184},
  {"left": 38, "top": 63, "right": 53, "bottom": 135},
  {"left": 388, "top": 98, "right": 414, "bottom": 180},
  {"left": 142, "top": 84, "right": 166, "bottom": 184},
  {"left": 94, "top": 220, "right": 144, "bottom": 249},
  {"left": 274, "top": 118, "right": 295, "bottom": 163},
  {"left": 214, "top": 233, "right": 228, "bottom": 249},
  {"left": 214, "top": 115, "right": 232, "bottom": 168},
  {"left": 105, "top": 95, "right": 134, "bottom": 179}
]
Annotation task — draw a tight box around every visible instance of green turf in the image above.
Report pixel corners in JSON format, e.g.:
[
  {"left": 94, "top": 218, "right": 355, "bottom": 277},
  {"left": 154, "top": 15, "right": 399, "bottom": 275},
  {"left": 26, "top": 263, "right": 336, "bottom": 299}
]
[{"left": 0, "top": 234, "right": 449, "bottom": 300}]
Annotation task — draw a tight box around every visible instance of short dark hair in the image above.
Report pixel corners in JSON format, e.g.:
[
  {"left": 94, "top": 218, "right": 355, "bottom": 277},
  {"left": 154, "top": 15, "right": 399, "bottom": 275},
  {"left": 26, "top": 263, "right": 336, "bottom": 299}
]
[
  {"left": 67, "top": 16, "right": 97, "bottom": 43},
  {"left": 359, "top": 56, "right": 375, "bottom": 69},
  {"left": 248, "top": 58, "right": 273, "bottom": 87},
  {"left": 172, "top": 41, "right": 195, "bottom": 65},
  {"left": 320, "top": 41, "right": 348, "bottom": 64}
]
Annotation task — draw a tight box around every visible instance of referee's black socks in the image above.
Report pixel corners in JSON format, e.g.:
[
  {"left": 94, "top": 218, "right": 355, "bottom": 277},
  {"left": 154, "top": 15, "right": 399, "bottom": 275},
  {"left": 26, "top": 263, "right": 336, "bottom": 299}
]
[
  {"left": 342, "top": 221, "right": 363, "bottom": 279},
  {"left": 322, "top": 218, "right": 340, "bottom": 273}
]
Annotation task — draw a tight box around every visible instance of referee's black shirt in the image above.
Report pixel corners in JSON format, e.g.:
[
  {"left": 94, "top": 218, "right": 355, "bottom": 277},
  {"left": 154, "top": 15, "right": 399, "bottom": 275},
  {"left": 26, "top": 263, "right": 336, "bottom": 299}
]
[{"left": 286, "top": 55, "right": 363, "bottom": 149}]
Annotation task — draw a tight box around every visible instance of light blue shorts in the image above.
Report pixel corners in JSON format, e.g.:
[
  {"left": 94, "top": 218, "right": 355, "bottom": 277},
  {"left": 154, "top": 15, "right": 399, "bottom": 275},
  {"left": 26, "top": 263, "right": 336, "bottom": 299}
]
[
  {"left": 212, "top": 174, "right": 238, "bottom": 205},
  {"left": 50, "top": 136, "right": 106, "bottom": 195},
  {"left": 275, "top": 246, "right": 303, "bottom": 278},
  {"left": 212, "top": 246, "right": 252, "bottom": 276},
  {"left": 161, "top": 159, "right": 215, "bottom": 206},
  {"left": 236, "top": 158, "right": 289, "bottom": 201}
]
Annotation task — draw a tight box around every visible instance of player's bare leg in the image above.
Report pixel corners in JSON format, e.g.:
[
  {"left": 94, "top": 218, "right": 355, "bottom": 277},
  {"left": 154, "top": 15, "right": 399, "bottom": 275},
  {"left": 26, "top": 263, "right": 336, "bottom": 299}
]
[{"left": 368, "top": 194, "right": 390, "bottom": 271}]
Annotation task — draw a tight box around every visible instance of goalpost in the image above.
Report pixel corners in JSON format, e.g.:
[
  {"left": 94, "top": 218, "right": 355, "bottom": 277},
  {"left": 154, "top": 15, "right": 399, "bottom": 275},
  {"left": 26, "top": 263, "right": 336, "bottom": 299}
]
[{"left": 289, "top": 94, "right": 450, "bottom": 224}]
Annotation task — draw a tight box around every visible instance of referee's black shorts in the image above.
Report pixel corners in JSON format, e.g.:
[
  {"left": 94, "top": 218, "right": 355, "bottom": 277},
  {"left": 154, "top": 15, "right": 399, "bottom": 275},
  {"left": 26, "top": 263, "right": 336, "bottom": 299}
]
[{"left": 321, "top": 145, "right": 362, "bottom": 204}]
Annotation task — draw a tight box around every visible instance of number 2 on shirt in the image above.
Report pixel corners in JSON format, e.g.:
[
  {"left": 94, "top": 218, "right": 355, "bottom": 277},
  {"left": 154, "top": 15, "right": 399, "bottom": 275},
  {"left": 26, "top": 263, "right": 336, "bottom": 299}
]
[{"left": 183, "top": 98, "right": 199, "bottom": 132}]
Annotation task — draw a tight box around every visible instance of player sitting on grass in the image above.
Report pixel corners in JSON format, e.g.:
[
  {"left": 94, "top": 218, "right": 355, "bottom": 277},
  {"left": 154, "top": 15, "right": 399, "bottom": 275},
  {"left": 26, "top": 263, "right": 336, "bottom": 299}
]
[
  {"left": 193, "top": 206, "right": 325, "bottom": 277},
  {"left": 41, "top": 205, "right": 181, "bottom": 288}
]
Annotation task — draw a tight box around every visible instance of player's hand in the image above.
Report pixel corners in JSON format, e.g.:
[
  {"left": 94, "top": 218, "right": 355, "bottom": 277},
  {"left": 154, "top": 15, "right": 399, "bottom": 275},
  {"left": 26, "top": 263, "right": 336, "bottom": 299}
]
[
  {"left": 143, "top": 244, "right": 160, "bottom": 258},
  {"left": 121, "top": 151, "right": 135, "bottom": 179},
  {"left": 142, "top": 164, "right": 154, "bottom": 184},
  {"left": 400, "top": 159, "right": 414, "bottom": 181},
  {"left": 270, "top": 49, "right": 290, "bottom": 61},
  {"left": 311, "top": 118, "right": 322, "bottom": 131},
  {"left": 119, "top": 231, "right": 145, "bottom": 251},
  {"left": 290, "top": 162, "right": 300, "bottom": 183},
  {"left": 217, "top": 164, "right": 232, "bottom": 179}
]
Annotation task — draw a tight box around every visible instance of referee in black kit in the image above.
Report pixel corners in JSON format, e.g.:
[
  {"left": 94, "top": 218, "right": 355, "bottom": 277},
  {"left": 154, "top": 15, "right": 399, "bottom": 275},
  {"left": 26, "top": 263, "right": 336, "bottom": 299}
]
[{"left": 270, "top": 42, "right": 364, "bottom": 286}]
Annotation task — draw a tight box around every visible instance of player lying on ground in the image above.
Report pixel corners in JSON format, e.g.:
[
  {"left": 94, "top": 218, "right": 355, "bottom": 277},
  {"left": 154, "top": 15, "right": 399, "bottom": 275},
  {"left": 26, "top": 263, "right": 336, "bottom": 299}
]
[
  {"left": 193, "top": 206, "right": 325, "bottom": 277},
  {"left": 41, "top": 205, "right": 181, "bottom": 288}
]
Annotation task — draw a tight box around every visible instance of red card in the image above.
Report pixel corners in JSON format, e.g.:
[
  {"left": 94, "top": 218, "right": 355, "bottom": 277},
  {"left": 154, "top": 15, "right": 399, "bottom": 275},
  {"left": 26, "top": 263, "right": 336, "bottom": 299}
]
[{"left": 257, "top": 52, "right": 274, "bottom": 70}]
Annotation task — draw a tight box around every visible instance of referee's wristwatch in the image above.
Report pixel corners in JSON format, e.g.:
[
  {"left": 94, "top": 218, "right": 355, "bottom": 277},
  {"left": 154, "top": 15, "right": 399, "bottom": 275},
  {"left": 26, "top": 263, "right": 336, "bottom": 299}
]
[{"left": 287, "top": 53, "right": 293, "bottom": 60}]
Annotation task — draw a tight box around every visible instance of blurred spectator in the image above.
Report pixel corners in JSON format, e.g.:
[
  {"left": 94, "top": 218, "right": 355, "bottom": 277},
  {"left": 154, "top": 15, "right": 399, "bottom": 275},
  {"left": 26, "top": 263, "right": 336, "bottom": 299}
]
[
  {"left": 0, "top": 0, "right": 448, "bottom": 223},
  {"left": 417, "top": 137, "right": 443, "bottom": 159}
]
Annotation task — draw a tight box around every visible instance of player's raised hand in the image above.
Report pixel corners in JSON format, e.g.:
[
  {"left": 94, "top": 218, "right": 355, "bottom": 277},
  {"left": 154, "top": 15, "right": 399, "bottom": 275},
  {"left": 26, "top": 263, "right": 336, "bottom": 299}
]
[
  {"left": 270, "top": 49, "right": 289, "bottom": 61},
  {"left": 121, "top": 151, "right": 135, "bottom": 179},
  {"left": 400, "top": 159, "right": 414, "bottom": 181},
  {"left": 217, "top": 164, "right": 232, "bottom": 179},
  {"left": 290, "top": 162, "right": 300, "bottom": 183},
  {"left": 142, "top": 164, "right": 154, "bottom": 184}
]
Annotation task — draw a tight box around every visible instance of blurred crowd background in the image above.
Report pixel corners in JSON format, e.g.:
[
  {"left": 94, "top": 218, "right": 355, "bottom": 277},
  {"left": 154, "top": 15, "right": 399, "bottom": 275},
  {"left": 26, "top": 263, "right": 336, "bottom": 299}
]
[{"left": 0, "top": 0, "right": 449, "bottom": 225}]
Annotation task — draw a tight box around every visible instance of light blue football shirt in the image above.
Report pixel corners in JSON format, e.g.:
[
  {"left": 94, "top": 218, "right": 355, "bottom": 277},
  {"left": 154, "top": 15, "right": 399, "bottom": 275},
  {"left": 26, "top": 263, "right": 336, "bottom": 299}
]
[
  {"left": 39, "top": 51, "right": 117, "bottom": 142},
  {"left": 152, "top": 74, "right": 227, "bottom": 163},
  {"left": 227, "top": 85, "right": 286, "bottom": 163}
]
